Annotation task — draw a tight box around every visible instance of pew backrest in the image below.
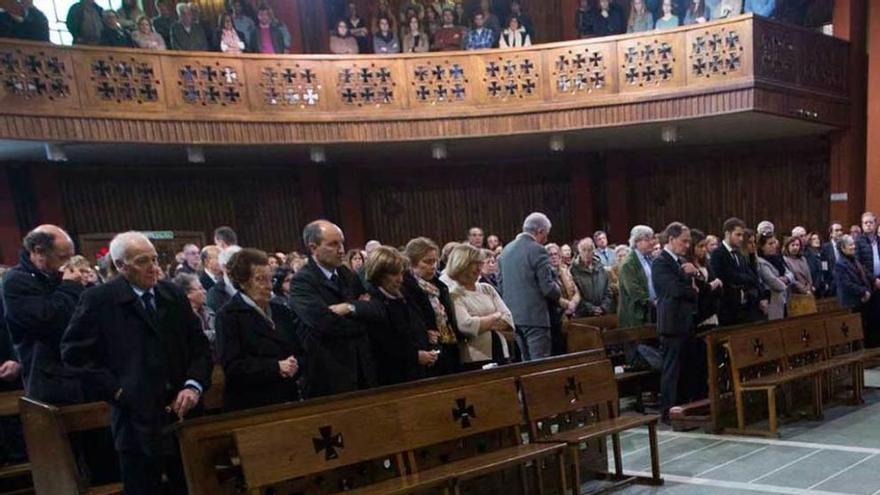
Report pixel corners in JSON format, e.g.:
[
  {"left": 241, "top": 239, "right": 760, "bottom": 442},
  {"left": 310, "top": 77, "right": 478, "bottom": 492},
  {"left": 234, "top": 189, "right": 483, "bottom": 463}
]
[
  {"left": 780, "top": 320, "right": 828, "bottom": 365},
  {"left": 570, "top": 314, "right": 619, "bottom": 331},
  {"left": 0, "top": 390, "right": 22, "bottom": 417},
  {"left": 824, "top": 313, "right": 864, "bottom": 353},
  {"left": 566, "top": 324, "right": 604, "bottom": 353},
  {"left": 727, "top": 327, "right": 786, "bottom": 376},
  {"left": 234, "top": 402, "right": 405, "bottom": 488},
  {"left": 602, "top": 325, "right": 658, "bottom": 347},
  {"left": 520, "top": 361, "right": 617, "bottom": 426},
  {"left": 396, "top": 378, "right": 522, "bottom": 451}
]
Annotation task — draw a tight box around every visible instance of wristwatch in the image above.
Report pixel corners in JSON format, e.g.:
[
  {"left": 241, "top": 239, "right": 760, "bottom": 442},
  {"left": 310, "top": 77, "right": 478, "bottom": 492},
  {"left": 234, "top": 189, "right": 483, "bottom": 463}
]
[{"left": 347, "top": 303, "right": 356, "bottom": 315}]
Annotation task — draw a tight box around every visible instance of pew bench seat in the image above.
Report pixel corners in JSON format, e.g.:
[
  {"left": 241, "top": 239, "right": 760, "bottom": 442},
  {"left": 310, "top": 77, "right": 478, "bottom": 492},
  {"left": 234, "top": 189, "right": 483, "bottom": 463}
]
[
  {"left": 86, "top": 483, "right": 124, "bottom": 495},
  {"left": 538, "top": 415, "right": 659, "bottom": 446},
  {"left": 343, "top": 443, "right": 568, "bottom": 495},
  {"left": 740, "top": 365, "right": 826, "bottom": 390}
]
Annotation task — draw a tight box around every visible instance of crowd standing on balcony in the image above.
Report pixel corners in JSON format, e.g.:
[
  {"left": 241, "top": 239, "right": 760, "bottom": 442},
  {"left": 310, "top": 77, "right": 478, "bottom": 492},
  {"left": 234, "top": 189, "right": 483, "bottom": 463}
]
[{"left": 0, "top": 0, "right": 831, "bottom": 54}]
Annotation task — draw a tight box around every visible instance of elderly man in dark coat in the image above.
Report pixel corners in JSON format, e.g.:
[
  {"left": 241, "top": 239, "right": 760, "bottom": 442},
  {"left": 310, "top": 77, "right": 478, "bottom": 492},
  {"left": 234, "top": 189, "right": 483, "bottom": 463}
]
[{"left": 62, "top": 231, "right": 212, "bottom": 495}]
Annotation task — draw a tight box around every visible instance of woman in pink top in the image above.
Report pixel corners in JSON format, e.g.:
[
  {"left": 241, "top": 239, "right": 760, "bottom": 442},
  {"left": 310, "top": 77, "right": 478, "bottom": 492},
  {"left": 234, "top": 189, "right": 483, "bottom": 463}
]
[{"left": 215, "top": 13, "right": 246, "bottom": 53}]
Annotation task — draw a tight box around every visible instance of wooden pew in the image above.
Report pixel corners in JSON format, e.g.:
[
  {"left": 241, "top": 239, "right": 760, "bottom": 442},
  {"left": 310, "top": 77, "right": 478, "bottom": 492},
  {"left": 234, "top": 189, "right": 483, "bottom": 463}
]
[
  {"left": 521, "top": 361, "right": 662, "bottom": 494},
  {"left": 0, "top": 390, "right": 30, "bottom": 491},
  {"left": 235, "top": 378, "right": 568, "bottom": 494},
  {"left": 176, "top": 349, "right": 607, "bottom": 495},
  {"left": 702, "top": 309, "right": 851, "bottom": 432},
  {"left": 19, "top": 398, "right": 119, "bottom": 495},
  {"left": 18, "top": 365, "right": 225, "bottom": 495},
  {"left": 566, "top": 323, "right": 660, "bottom": 412},
  {"left": 823, "top": 313, "right": 880, "bottom": 399}
]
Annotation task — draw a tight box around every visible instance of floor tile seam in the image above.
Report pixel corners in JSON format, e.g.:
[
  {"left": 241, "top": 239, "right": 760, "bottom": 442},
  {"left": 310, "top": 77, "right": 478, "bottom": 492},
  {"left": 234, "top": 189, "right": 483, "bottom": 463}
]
[
  {"left": 623, "top": 470, "right": 856, "bottom": 495},
  {"left": 694, "top": 445, "right": 770, "bottom": 478},
  {"left": 626, "top": 429, "right": 880, "bottom": 455},
  {"left": 805, "top": 453, "right": 879, "bottom": 491}
]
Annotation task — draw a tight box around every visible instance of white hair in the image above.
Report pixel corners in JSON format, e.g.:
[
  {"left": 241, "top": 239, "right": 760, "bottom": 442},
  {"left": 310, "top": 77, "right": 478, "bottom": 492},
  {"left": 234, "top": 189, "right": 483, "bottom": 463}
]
[
  {"left": 365, "top": 240, "right": 381, "bottom": 253},
  {"left": 839, "top": 234, "right": 856, "bottom": 249},
  {"left": 757, "top": 220, "right": 775, "bottom": 236},
  {"left": 629, "top": 225, "right": 654, "bottom": 248},
  {"left": 523, "top": 212, "right": 551, "bottom": 235},
  {"left": 791, "top": 226, "right": 806, "bottom": 238},
  {"left": 218, "top": 245, "right": 242, "bottom": 269},
  {"left": 109, "top": 231, "right": 152, "bottom": 267}
]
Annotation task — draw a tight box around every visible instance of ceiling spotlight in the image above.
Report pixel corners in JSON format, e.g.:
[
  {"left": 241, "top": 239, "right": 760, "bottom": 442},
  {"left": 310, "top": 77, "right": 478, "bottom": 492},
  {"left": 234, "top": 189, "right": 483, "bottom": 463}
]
[
  {"left": 431, "top": 142, "right": 448, "bottom": 160},
  {"left": 44, "top": 142, "right": 67, "bottom": 162},
  {"left": 310, "top": 146, "right": 326, "bottom": 163},
  {"left": 549, "top": 134, "right": 565, "bottom": 153},
  {"left": 186, "top": 146, "right": 205, "bottom": 163},
  {"left": 661, "top": 125, "right": 678, "bottom": 144}
]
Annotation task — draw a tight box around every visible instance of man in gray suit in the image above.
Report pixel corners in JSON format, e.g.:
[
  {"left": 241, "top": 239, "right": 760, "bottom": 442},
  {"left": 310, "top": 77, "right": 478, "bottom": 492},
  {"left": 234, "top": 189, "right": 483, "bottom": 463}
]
[{"left": 499, "top": 212, "right": 560, "bottom": 361}]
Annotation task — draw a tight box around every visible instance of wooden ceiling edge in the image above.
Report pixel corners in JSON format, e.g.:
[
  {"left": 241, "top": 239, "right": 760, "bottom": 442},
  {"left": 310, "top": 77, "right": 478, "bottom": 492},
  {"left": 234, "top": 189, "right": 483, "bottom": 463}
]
[{"left": 0, "top": 86, "right": 846, "bottom": 146}]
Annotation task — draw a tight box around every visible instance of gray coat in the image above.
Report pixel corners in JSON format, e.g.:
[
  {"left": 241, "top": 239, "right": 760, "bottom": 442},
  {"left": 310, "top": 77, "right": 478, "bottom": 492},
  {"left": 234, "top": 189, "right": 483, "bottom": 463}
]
[{"left": 499, "top": 233, "right": 560, "bottom": 328}]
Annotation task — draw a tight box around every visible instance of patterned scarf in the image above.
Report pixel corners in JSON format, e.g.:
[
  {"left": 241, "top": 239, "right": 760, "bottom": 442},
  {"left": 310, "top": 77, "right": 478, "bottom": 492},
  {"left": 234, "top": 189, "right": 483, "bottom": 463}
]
[{"left": 416, "top": 275, "right": 457, "bottom": 344}]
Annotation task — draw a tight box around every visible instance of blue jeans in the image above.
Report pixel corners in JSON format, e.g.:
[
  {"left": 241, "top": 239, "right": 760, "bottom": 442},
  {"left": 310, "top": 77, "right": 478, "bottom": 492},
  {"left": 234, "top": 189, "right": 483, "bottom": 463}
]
[{"left": 515, "top": 326, "right": 552, "bottom": 361}]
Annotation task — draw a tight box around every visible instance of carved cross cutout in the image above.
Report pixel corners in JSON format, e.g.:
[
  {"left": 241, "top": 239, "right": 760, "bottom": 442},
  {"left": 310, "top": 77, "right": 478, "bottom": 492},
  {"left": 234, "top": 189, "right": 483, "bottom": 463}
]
[
  {"left": 726, "top": 52, "right": 741, "bottom": 71},
  {"left": 726, "top": 31, "right": 740, "bottom": 49},
  {"left": 205, "top": 86, "right": 221, "bottom": 103},
  {"left": 589, "top": 51, "right": 603, "bottom": 67},
  {"left": 752, "top": 338, "right": 764, "bottom": 357},
  {"left": 450, "top": 64, "right": 464, "bottom": 79},
  {"left": 504, "top": 60, "right": 515, "bottom": 76},
  {"left": 179, "top": 65, "right": 196, "bottom": 81},
  {"left": 505, "top": 80, "right": 517, "bottom": 95},
  {"left": 658, "top": 43, "right": 672, "bottom": 60},
  {"left": 1, "top": 53, "right": 15, "bottom": 71},
  {"left": 304, "top": 88, "right": 319, "bottom": 105},
  {"left": 302, "top": 68, "right": 315, "bottom": 83},
  {"left": 46, "top": 57, "right": 64, "bottom": 74},
  {"left": 312, "top": 425, "right": 344, "bottom": 461},
  {"left": 841, "top": 323, "right": 850, "bottom": 338},
  {"left": 658, "top": 64, "right": 673, "bottom": 80},
  {"left": 642, "top": 44, "right": 655, "bottom": 61},
  {"left": 486, "top": 62, "right": 499, "bottom": 78},
  {"left": 115, "top": 62, "right": 132, "bottom": 78},
  {"left": 30, "top": 77, "right": 46, "bottom": 95},
  {"left": 359, "top": 68, "right": 373, "bottom": 84},
  {"left": 223, "top": 86, "right": 240, "bottom": 103},
  {"left": 25, "top": 55, "right": 41, "bottom": 73},
  {"left": 377, "top": 67, "right": 391, "bottom": 82},
  {"left": 522, "top": 79, "right": 536, "bottom": 94},
  {"left": 378, "top": 86, "right": 393, "bottom": 103},
  {"left": 97, "top": 81, "right": 115, "bottom": 99},
  {"left": 341, "top": 87, "right": 356, "bottom": 103},
  {"left": 432, "top": 65, "right": 445, "bottom": 80},
  {"left": 564, "top": 376, "right": 583, "bottom": 403},
  {"left": 573, "top": 53, "right": 586, "bottom": 69},
  {"left": 624, "top": 66, "right": 639, "bottom": 84},
  {"left": 435, "top": 84, "right": 448, "bottom": 100},
  {"left": 50, "top": 79, "right": 68, "bottom": 96},
  {"left": 414, "top": 67, "right": 428, "bottom": 81},
  {"left": 520, "top": 59, "right": 534, "bottom": 74},
  {"left": 200, "top": 66, "right": 218, "bottom": 82},
  {"left": 555, "top": 55, "right": 569, "bottom": 71},
  {"left": 591, "top": 71, "right": 605, "bottom": 88},
  {"left": 360, "top": 86, "right": 375, "bottom": 102},
  {"left": 280, "top": 68, "right": 295, "bottom": 83},
  {"left": 557, "top": 75, "right": 571, "bottom": 92},
  {"left": 488, "top": 80, "right": 501, "bottom": 96},
  {"left": 574, "top": 73, "right": 587, "bottom": 90},
  {"left": 92, "top": 60, "right": 112, "bottom": 78},
  {"left": 642, "top": 65, "right": 656, "bottom": 82},
  {"left": 416, "top": 85, "right": 430, "bottom": 100},
  {"left": 452, "top": 84, "right": 465, "bottom": 100},
  {"left": 452, "top": 398, "right": 476, "bottom": 428},
  {"left": 624, "top": 47, "right": 638, "bottom": 64}
]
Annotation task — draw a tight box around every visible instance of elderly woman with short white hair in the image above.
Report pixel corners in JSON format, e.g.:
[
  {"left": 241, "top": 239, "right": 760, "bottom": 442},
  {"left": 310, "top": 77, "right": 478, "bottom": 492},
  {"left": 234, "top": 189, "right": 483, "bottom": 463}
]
[{"left": 441, "top": 244, "right": 514, "bottom": 370}]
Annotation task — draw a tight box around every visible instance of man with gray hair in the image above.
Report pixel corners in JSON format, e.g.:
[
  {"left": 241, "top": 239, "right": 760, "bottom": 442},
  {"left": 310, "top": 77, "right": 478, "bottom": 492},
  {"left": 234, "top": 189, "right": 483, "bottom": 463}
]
[
  {"left": 3, "top": 224, "right": 83, "bottom": 403},
  {"left": 62, "top": 231, "right": 211, "bottom": 494},
  {"left": 618, "top": 225, "right": 657, "bottom": 328},
  {"left": 499, "top": 212, "right": 560, "bottom": 361},
  {"left": 205, "top": 245, "right": 241, "bottom": 312}
]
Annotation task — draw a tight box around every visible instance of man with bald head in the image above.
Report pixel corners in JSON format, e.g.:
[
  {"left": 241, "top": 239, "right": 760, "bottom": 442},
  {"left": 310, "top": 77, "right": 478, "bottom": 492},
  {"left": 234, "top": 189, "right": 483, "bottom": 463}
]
[
  {"left": 290, "top": 219, "right": 377, "bottom": 397},
  {"left": 62, "top": 231, "right": 212, "bottom": 494},
  {"left": 2, "top": 224, "right": 84, "bottom": 403}
]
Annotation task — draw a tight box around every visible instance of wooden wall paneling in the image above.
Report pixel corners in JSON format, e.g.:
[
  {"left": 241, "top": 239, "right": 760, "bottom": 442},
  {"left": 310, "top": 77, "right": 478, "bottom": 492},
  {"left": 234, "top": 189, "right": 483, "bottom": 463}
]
[
  {"left": 76, "top": 50, "right": 167, "bottom": 112},
  {"left": 0, "top": 43, "right": 80, "bottom": 112},
  {"left": 244, "top": 58, "right": 328, "bottom": 112},
  {"left": 624, "top": 138, "right": 831, "bottom": 236}
]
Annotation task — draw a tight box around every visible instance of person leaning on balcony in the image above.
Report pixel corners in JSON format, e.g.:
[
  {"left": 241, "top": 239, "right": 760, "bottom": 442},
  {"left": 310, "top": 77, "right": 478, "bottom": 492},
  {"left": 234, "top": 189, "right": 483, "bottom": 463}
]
[
  {"left": 655, "top": 0, "right": 680, "bottom": 29},
  {"left": 498, "top": 16, "right": 530, "bottom": 48},
  {"left": 131, "top": 15, "right": 165, "bottom": 49},
  {"left": 248, "top": 4, "right": 288, "bottom": 54},
  {"left": 66, "top": 0, "right": 104, "bottom": 45},
  {"left": 170, "top": 2, "right": 209, "bottom": 51},
  {"left": 373, "top": 16, "right": 401, "bottom": 53},
  {"left": 683, "top": 0, "right": 711, "bottom": 24},
  {"left": 432, "top": 8, "right": 465, "bottom": 51},
  {"left": 214, "top": 12, "right": 246, "bottom": 54},
  {"left": 627, "top": 0, "right": 654, "bottom": 32},
  {"left": 100, "top": 10, "right": 134, "bottom": 47},
  {"left": 402, "top": 15, "right": 429, "bottom": 53},
  {"left": 329, "top": 19, "right": 359, "bottom": 54}
]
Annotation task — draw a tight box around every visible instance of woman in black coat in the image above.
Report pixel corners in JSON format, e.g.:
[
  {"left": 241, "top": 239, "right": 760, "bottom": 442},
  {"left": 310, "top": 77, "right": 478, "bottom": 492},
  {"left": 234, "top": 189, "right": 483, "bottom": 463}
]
[
  {"left": 362, "top": 246, "right": 437, "bottom": 386},
  {"left": 402, "top": 237, "right": 462, "bottom": 376},
  {"left": 218, "top": 249, "right": 303, "bottom": 412}
]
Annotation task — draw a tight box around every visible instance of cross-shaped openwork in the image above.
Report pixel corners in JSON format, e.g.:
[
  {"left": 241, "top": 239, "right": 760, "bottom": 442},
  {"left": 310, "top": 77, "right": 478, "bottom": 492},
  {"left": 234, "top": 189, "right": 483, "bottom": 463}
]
[
  {"left": 416, "top": 85, "right": 430, "bottom": 100},
  {"left": 752, "top": 338, "right": 765, "bottom": 356},
  {"left": 692, "top": 59, "right": 707, "bottom": 76},
  {"left": 564, "top": 376, "right": 583, "bottom": 403},
  {"left": 282, "top": 68, "right": 296, "bottom": 83},
  {"left": 726, "top": 52, "right": 741, "bottom": 71},
  {"left": 841, "top": 323, "right": 850, "bottom": 338},
  {"left": 435, "top": 84, "right": 448, "bottom": 100},
  {"left": 140, "top": 83, "right": 158, "bottom": 101},
  {"left": 555, "top": 55, "right": 569, "bottom": 71},
  {"left": 658, "top": 43, "right": 673, "bottom": 59},
  {"left": 485, "top": 61, "right": 500, "bottom": 78},
  {"left": 505, "top": 80, "right": 517, "bottom": 95},
  {"left": 658, "top": 64, "right": 673, "bottom": 80},
  {"left": 200, "top": 66, "right": 218, "bottom": 82},
  {"left": 205, "top": 86, "right": 221, "bottom": 102},
  {"left": 97, "top": 81, "right": 115, "bottom": 99},
  {"left": 312, "top": 425, "right": 344, "bottom": 461},
  {"left": 46, "top": 57, "right": 64, "bottom": 74},
  {"left": 450, "top": 64, "right": 464, "bottom": 79},
  {"left": 92, "top": 60, "right": 112, "bottom": 78},
  {"left": 520, "top": 59, "right": 534, "bottom": 74},
  {"left": 1, "top": 52, "right": 17, "bottom": 71},
  {"left": 29, "top": 77, "right": 46, "bottom": 95},
  {"left": 114, "top": 62, "right": 132, "bottom": 78},
  {"left": 179, "top": 65, "right": 196, "bottom": 81},
  {"left": 452, "top": 398, "right": 476, "bottom": 428},
  {"left": 360, "top": 86, "right": 375, "bottom": 102},
  {"left": 25, "top": 55, "right": 41, "bottom": 73},
  {"left": 359, "top": 67, "right": 373, "bottom": 84},
  {"left": 302, "top": 68, "right": 316, "bottom": 83},
  {"left": 377, "top": 67, "right": 391, "bottom": 82},
  {"left": 50, "top": 79, "right": 68, "bottom": 96},
  {"left": 341, "top": 87, "right": 356, "bottom": 103},
  {"left": 522, "top": 79, "right": 536, "bottom": 94},
  {"left": 488, "top": 80, "right": 501, "bottom": 96},
  {"left": 801, "top": 329, "right": 811, "bottom": 344},
  {"left": 432, "top": 65, "right": 446, "bottom": 80},
  {"left": 223, "top": 86, "right": 240, "bottom": 103},
  {"left": 414, "top": 66, "right": 428, "bottom": 81},
  {"left": 589, "top": 51, "right": 603, "bottom": 67},
  {"left": 726, "top": 31, "right": 740, "bottom": 49}
]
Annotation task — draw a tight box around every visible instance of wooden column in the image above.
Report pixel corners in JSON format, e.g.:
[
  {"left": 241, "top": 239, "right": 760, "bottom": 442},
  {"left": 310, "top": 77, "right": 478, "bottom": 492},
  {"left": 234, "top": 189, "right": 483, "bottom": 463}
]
[
  {"left": 604, "top": 154, "right": 630, "bottom": 245},
  {"left": 560, "top": 0, "right": 579, "bottom": 40},
  {"left": 0, "top": 167, "right": 22, "bottom": 265},
  {"left": 864, "top": 0, "right": 880, "bottom": 214},
  {"left": 29, "top": 165, "right": 65, "bottom": 226},
  {"left": 569, "top": 154, "right": 596, "bottom": 240},
  {"left": 830, "top": 0, "right": 867, "bottom": 225},
  {"left": 338, "top": 168, "right": 365, "bottom": 249}
]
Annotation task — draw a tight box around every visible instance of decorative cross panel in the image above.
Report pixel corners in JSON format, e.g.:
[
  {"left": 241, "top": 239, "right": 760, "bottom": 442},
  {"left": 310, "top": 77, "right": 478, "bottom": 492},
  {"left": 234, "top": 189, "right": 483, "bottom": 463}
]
[
  {"left": 176, "top": 61, "right": 243, "bottom": 106},
  {"left": 259, "top": 62, "right": 321, "bottom": 108},
  {"left": 549, "top": 45, "right": 610, "bottom": 97},
  {"left": 799, "top": 36, "right": 848, "bottom": 95},
  {"left": 336, "top": 62, "right": 395, "bottom": 108},
  {"left": 0, "top": 47, "right": 72, "bottom": 102},
  {"left": 409, "top": 59, "right": 468, "bottom": 105},
  {"left": 689, "top": 27, "right": 743, "bottom": 80},
  {"left": 88, "top": 54, "right": 160, "bottom": 104},
  {"left": 754, "top": 25, "right": 795, "bottom": 84},
  {"left": 619, "top": 37, "right": 676, "bottom": 88},
  {"left": 482, "top": 53, "right": 540, "bottom": 101}
]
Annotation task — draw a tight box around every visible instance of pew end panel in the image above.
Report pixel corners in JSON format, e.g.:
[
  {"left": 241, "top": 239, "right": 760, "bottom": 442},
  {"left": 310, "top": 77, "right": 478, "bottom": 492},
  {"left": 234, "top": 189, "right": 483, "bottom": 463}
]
[{"left": 520, "top": 361, "right": 662, "bottom": 492}]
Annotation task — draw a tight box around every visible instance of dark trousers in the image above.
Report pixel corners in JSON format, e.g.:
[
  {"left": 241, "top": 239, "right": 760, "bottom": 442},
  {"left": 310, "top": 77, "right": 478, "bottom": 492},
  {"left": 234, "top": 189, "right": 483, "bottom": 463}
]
[
  {"left": 118, "top": 447, "right": 187, "bottom": 495},
  {"left": 863, "top": 292, "right": 880, "bottom": 348},
  {"left": 659, "top": 335, "right": 687, "bottom": 416}
]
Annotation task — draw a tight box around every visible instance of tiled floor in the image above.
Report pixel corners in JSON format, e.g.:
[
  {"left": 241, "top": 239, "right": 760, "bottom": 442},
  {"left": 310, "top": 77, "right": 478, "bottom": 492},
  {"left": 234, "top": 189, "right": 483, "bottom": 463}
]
[{"left": 602, "top": 369, "right": 880, "bottom": 495}]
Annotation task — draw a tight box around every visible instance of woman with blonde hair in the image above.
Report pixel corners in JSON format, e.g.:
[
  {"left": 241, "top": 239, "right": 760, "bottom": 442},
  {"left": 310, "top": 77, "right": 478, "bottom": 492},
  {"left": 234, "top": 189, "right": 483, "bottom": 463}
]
[
  {"left": 627, "top": 0, "right": 654, "bottom": 32},
  {"left": 441, "top": 244, "right": 514, "bottom": 370}
]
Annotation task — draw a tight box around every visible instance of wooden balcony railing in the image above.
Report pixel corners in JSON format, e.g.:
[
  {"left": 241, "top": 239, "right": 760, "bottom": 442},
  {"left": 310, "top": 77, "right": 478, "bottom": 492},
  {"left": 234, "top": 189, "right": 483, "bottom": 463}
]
[{"left": 0, "top": 14, "right": 850, "bottom": 144}]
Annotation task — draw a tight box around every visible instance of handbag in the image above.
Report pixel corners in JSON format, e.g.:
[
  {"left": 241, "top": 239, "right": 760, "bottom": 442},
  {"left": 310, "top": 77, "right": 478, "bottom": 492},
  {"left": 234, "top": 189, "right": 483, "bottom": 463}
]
[{"left": 788, "top": 293, "right": 818, "bottom": 316}]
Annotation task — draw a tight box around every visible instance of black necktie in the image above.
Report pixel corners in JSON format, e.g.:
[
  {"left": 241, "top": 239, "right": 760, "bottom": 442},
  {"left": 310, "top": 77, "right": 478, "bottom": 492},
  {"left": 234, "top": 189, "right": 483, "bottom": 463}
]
[
  {"left": 142, "top": 291, "right": 158, "bottom": 323},
  {"left": 330, "top": 273, "right": 340, "bottom": 289}
]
